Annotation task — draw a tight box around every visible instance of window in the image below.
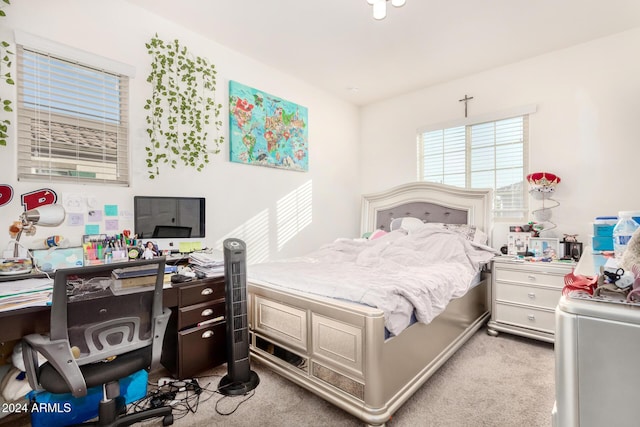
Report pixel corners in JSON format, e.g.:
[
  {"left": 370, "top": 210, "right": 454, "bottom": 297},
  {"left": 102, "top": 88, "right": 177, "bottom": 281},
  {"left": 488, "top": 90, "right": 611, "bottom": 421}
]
[
  {"left": 16, "top": 37, "right": 131, "bottom": 185},
  {"left": 419, "top": 110, "right": 532, "bottom": 219}
]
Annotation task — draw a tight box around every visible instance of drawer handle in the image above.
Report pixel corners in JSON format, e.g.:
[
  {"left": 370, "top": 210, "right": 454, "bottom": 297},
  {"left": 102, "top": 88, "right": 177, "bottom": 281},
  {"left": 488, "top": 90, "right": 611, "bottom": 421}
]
[
  {"left": 201, "top": 288, "right": 213, "bottom": 296},
  {"left": 527, "top": 292, "right": 536, "bottom": 299},
  {"left": 527, "top": 314, "right": 536, "bottom": 321},
  {"left": 201, "top": 330, "right": 214, "bottom": 339},
  {"left": 201, "top": 309, "right": 214, "bottom": 317},
  {"left": 527, "top": 275, "right": 536, "bottom": 281}
]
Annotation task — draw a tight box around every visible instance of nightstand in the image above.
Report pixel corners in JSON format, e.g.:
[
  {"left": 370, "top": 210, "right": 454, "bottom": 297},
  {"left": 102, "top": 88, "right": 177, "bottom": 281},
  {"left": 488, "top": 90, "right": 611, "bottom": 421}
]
[{"left": 487, "top": 257, "right": 574, "bottom": 342}]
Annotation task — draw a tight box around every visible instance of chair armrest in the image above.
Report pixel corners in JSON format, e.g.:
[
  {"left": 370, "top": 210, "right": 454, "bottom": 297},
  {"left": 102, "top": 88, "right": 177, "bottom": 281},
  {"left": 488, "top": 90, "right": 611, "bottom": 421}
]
[
  {"left": 150, "top": 307, "right": 171, "bottom": 370},
  {"left": 22, "top": 334, "right": 88, "bottom": 398}
]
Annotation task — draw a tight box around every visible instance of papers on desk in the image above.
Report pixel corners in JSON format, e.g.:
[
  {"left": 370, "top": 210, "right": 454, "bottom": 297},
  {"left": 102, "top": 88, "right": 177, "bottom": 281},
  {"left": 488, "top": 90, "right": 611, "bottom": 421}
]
[
  {"left": 189, "top": 251, "right": 224, "bottom": 278},
  {"left": 0, "top": 278, "right": 53, "bottom": 312}
]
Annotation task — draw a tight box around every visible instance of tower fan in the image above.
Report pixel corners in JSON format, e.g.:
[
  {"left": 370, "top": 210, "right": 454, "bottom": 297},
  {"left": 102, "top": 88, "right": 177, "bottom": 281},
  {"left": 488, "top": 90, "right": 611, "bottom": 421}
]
[{"left": 218, "top": 238, "right": 260, "bottom": 395}]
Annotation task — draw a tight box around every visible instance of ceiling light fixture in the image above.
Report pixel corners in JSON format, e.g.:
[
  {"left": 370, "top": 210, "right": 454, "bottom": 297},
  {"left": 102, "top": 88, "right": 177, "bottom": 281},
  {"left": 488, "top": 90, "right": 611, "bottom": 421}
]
[{"left": 367, "top": 0, "right": 406, "bottom": 21}]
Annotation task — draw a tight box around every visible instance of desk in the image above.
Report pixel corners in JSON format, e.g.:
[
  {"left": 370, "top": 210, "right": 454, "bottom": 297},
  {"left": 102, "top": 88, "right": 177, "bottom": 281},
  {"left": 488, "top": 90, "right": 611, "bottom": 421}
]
[
  {"left": 0, "top": 283, "right": 177, "bottom": 344},
  {"left": 0, "top": 276, "right": 227, "bottom": 380}
]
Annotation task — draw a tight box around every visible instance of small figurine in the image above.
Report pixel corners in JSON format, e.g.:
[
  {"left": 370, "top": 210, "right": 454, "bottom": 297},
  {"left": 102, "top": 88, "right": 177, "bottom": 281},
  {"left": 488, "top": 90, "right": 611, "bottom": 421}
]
[{"left": 143, "top": 241, "right": 158, "bottom": 260}]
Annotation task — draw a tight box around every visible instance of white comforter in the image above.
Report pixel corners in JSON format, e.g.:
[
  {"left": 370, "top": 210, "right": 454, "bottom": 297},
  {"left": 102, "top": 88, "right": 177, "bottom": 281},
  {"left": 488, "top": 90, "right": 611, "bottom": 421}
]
[{"left": 248, "top": 226, "right": 499, "bottom": 336}]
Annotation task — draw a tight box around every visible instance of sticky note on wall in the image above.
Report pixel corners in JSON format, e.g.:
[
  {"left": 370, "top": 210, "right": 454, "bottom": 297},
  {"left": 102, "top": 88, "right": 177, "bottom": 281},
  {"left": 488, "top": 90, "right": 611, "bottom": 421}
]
[
  {"left": 178, "top": 241, "right": 202, "bottom": 253},
  {"left": 85, "top": 224, "right": 100, "bottom": 234}
]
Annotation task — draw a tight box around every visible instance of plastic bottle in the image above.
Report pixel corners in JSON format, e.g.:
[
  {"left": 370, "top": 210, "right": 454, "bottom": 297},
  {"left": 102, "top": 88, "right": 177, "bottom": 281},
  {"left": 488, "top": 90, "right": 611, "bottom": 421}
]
[{"left": 612, "top": 211, "right": 640, "bottom": 259}]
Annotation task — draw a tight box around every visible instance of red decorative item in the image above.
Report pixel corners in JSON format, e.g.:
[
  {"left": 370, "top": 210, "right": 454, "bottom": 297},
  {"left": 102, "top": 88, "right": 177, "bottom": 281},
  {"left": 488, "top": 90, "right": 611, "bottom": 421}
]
[
  {"left": 526, "top": 172, "right": 561, "bottom": 187},
  {"left": 562, "top": 271, "right": 597, "bottom": 297}
]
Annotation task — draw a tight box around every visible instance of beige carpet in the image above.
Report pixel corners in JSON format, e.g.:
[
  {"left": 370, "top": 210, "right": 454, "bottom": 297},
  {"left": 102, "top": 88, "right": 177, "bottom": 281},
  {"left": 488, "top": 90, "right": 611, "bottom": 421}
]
[
  {"left": 1, "top": 327, "right": 554, "bottom": 426},
  {"left": 156, "top": 327, "right": 555, "bottom": 427}
]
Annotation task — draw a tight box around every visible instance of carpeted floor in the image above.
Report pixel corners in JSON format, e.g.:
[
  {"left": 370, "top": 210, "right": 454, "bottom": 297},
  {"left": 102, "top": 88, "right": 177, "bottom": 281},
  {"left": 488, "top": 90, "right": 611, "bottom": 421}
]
[
  {"left": 153, "top": 327, "right": 555, "bottom": 427},
  {"left": 1, "top": 327, "right": 555, "bottom": 426}
]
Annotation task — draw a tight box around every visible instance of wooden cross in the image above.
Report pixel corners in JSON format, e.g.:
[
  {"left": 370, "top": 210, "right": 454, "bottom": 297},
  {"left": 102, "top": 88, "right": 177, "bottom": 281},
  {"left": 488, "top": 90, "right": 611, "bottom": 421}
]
[{"left": 459, "top": 94, "right": 474, "bottom": 118}]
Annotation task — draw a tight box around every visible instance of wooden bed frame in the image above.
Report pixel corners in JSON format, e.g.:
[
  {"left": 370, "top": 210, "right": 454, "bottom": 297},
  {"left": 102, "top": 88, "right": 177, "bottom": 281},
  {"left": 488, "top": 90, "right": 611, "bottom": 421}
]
[{"left": 248, "top": 182, "right": 493, "bottom": 426}]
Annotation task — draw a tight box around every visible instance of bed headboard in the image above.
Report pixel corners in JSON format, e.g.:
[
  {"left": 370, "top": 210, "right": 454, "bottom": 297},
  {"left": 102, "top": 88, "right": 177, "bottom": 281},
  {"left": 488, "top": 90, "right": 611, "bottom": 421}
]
[{"left": 361, "top": 182, "right": 493, "bottom": 243}]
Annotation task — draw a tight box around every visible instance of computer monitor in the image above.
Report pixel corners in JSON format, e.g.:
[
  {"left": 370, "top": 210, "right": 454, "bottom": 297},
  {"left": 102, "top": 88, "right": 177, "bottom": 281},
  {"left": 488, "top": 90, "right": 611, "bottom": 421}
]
[{"left": 152, "top": 226, "right": 192, "bottom": 238}]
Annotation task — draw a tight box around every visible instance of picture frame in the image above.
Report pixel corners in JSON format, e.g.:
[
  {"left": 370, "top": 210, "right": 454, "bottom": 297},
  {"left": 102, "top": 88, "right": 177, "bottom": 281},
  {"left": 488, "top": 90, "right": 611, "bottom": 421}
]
[
  {"left": 507, "top": 232, "right": 532, "bottom": 255},
  {"left": 528, "top": 237, "right": 560, "bottom": 258},
  {"left": 229, "top": 80, "right": 309, "bottom": 172}
]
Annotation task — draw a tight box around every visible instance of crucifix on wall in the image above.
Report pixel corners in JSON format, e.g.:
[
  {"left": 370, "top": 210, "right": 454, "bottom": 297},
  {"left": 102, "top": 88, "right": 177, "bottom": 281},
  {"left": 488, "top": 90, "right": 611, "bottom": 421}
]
[{"left": 459, "top": 94, "right": 474, "bottom": 118}]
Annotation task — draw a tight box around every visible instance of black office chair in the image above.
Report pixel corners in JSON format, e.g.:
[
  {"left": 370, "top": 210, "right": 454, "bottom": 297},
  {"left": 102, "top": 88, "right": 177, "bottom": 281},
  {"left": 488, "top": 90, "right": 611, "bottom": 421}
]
[{"left": 22, "top": 259, "right": 174, "bottom": 426}]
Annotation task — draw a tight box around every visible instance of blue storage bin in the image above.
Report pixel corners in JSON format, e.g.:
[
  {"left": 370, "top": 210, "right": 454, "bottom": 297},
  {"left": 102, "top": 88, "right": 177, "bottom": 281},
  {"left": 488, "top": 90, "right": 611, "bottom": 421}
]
[
  {"left": 593, "top": 224, "right": 615, "bottom": 237},
  {"left": 592, "top": 236, "right": 614, "bottom": 251},
  {"left": 593, "top": 216, "right": 617, "bottom": 237},
  {"left": 29, "top": 369, "right": 148, "bottom": 427}
]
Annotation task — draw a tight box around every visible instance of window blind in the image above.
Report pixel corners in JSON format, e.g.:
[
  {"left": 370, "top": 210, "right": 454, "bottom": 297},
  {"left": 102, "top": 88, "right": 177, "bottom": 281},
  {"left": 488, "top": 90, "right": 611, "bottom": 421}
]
[
  {"left": 420, "top": 115, "right": 529, "bottom": 219},
  {"left": 16, "top": 46, "right": 130, "bottom": 185}
]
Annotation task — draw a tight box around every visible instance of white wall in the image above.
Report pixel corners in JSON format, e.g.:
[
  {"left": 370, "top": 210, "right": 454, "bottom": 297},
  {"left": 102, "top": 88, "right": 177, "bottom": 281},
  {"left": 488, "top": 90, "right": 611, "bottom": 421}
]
[
  {"left": 0, "top": 0, "right": 361, "bottom": 263},
  {"left": 361, "top": 28, "right": 640, "bottom": 249}
]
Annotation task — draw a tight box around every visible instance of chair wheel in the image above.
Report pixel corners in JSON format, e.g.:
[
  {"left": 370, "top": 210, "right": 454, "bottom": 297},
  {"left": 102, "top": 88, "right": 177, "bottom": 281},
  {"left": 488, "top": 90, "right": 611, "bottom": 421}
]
[{"left": 162, "top": 414, "right": 174, "bottom": 426}]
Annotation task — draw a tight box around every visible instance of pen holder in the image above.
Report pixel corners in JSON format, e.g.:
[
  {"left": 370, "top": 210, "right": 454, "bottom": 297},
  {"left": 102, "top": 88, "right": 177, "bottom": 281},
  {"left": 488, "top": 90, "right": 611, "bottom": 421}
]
[
  {"left": 85, "top": 249, "right": 96, "bottom": 260},
  {"left": 83, "top": 249, "right": 104, "bottom": 266},
  {"left": 112, "top": 250, "right": 127, "bottom": 262}
]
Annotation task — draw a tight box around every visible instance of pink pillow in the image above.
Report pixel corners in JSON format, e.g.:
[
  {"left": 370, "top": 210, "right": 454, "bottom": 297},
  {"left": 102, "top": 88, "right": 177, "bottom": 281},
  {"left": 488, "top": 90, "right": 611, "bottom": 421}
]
[{"left": 369, "top": 229, "right": 387, "bottom": 240}]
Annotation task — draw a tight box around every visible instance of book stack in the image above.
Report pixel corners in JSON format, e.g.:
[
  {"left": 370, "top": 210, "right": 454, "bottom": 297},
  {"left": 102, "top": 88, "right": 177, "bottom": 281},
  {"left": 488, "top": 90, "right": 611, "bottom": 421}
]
[
  {"left": 189, "top": 250, "right": 224, "bottom": 278},
  {"left": 0, "top": 278, "right": 53, "bottom": 312},
  {"left": 110, "top": 264, "right": 176, "bottom": 294}
]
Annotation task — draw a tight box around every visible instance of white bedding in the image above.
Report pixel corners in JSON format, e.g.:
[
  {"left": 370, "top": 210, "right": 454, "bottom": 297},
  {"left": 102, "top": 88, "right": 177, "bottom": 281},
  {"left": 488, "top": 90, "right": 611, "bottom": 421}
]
[{"left": 248, "top": 226, "right": 499, "bottom": 336}]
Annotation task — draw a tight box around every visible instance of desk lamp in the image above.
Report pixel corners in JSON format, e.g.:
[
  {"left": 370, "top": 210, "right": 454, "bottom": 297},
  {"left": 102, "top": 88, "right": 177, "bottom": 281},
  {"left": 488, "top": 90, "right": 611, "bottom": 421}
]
[{"left": 10, "top": 204, "right": 66, "bottom": 258}]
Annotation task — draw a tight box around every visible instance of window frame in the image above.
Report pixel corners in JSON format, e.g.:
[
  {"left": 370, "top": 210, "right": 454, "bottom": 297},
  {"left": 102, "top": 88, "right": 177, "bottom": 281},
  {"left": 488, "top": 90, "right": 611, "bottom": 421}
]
[
  {"left": 14, "top": 31, "right": 135, "bottom": 186},
  {"left": 417, "top": 105, "right": 536, "bottom": 221}
]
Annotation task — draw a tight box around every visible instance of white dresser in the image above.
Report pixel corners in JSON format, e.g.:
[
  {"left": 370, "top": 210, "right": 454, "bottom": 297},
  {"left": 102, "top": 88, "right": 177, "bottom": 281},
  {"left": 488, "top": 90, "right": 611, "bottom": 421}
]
[
  {"left": 487, "top": 257, "right": 574, "bottom": 342},
  {"left": 553, "top": 295, "right": 640, "bottom": 427},
  {"left": 552, "top": 246, "right": 640, "bottom": 427}
]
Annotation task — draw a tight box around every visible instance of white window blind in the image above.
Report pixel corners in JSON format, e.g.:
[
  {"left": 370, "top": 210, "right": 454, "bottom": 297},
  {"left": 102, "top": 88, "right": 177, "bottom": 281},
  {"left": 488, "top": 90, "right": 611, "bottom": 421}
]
[
  {"left": 16, "top": 45, "right": 130, "bottom": 185},
  {"left": 419, "top": 115, "right": 529, "bottom": 219}
]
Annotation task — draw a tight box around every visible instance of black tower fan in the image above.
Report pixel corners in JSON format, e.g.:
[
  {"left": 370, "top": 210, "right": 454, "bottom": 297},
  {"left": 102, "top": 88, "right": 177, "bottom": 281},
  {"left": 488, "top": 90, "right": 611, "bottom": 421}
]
[{"left": 218, "top": 238, "right": 260, "bottom": 395}]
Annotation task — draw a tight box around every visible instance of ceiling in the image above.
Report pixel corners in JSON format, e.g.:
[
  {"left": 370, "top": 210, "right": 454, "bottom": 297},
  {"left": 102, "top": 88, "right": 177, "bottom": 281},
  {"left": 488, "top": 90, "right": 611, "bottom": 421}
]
[{"left": 125, "top": 0, "right": 640, "bottom": 106}]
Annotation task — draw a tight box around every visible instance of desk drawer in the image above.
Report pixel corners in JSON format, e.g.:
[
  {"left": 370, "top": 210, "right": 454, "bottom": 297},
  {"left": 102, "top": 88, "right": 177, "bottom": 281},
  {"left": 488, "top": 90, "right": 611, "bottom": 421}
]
[
  {"left": 178, "top": 299, "right": 225, "bottom": 330},
  {"left": 495, "top": 282, "right": 561, "bottom": 310},
  {"left": 178, "top": 279, "right": 224, "bottom": 306},
  {"left": 494, "top": 302, "right": 555, "bottom": 334},
  {"left": 178, "top": 320, "right": 226, "bottom": 378},
  {"left": 495, "top": 268, "right": 565, "bottom": 288}
]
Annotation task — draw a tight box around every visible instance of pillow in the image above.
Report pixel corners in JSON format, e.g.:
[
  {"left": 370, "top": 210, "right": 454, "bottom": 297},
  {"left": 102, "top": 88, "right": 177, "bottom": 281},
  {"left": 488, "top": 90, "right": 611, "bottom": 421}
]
[
  {"left": 389, "top": 217, "right": 424, "bottom": 233},
  {"left": 442, "top": 224, "right": 488, "bottom": 245},
  {"left": 368, "top": 229, "right": 388, "bottom": 240}
]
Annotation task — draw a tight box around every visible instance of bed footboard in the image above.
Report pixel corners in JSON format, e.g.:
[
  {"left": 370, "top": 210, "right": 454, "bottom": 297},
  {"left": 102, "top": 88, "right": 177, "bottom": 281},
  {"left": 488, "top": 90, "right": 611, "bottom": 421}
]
[{"left": 248, "top": 274, "right": 490, "bottom": 426}]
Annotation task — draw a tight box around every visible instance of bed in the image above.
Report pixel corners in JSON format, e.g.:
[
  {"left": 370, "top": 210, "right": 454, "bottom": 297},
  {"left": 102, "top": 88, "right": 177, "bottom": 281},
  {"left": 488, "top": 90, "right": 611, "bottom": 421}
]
[{"left": 247, "top": 182, "right": 494, "bottom": 426}]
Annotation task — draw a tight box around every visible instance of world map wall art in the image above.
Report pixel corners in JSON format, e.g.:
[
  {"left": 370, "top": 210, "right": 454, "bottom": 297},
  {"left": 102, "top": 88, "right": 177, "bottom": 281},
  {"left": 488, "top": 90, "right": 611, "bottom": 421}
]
[{"left": 229, "top": 81, "right": 308, "bottom": 172}]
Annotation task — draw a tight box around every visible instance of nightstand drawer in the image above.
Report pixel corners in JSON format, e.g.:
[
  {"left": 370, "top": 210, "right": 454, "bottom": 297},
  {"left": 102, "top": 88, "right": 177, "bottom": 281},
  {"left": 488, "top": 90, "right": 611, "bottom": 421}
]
[
  {"left": 495, "top": 268, "right": 565, "bottom": 288},
  {"left": 495, "top": 282, "right": 561, "bottom": 310},
  {"left": 178, "top": 279, "right": 225, "bottom": 306},
  {"left": 494, "top": 303, "right": 555, "bottom": 334},
  {"left": 178, "top": 299, "right": 225, "bottom": 330}
]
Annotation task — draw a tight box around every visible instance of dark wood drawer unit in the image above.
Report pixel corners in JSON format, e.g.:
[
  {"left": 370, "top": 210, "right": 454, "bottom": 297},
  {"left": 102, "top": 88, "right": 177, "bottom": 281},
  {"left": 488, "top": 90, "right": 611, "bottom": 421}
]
[
  {"left": 161, "top": 276, "right": 227, "bottom": 379},
  {"left": 178, "top": 321, "right": 227, "bottom": 378}
]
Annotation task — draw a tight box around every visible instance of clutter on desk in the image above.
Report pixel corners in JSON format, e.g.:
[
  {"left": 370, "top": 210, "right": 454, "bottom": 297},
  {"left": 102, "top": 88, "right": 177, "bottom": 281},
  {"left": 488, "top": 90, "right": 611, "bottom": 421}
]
[
  {"left": 31, "top": 247, "right": 83, "bottom": 273},
  {"left": 0, "top": 277, "right": 53, "bottom": 312},
  {"left": 188, "top": 250, "right": 224, "bottom": 278},
  {"left": 0, "top": 258, "right": 33, "bottom": 275},
  {"left": 564, "top": 256, "right": 640, "bottom": 307}
]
